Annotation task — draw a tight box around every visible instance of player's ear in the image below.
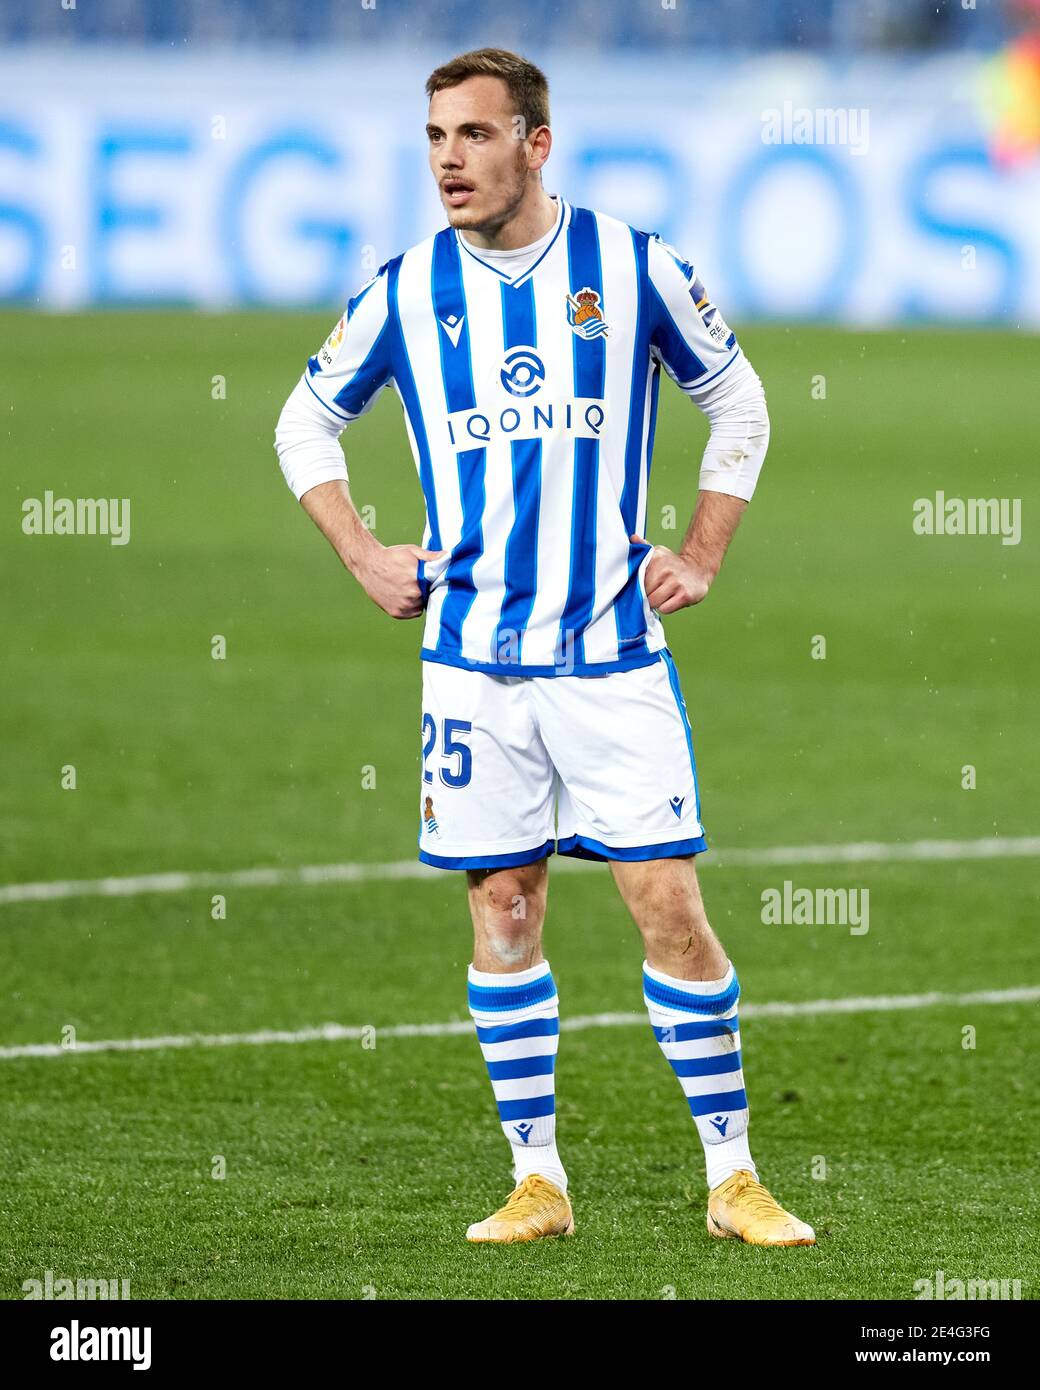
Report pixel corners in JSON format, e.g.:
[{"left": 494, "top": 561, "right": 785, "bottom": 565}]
[{"left": 526, "top": 124, "right": 552, "bottom": 172}]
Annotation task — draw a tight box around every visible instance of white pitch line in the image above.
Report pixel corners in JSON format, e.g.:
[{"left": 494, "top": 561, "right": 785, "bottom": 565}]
[
  {"left": 0, "top": 835, "right": 1036, "bottom": 908},
  {"left": 711, "top": 836, "right": 1040, "bottom": 867},
  {"left": 1, "top": 985, "right": 1036, "bottom": 1062}
]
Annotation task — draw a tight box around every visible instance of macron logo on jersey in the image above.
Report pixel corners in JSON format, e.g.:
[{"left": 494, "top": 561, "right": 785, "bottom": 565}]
[{"left": 438, "top": 313, "right": 465, "bottom": 348}]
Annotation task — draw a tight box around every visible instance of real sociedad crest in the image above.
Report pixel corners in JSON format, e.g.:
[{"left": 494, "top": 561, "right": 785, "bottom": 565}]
[{"left": 566, "top": 287, "right": 610, "bottom": 340}]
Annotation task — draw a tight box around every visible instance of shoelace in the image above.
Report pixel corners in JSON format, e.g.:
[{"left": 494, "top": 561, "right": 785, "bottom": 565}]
[
  {"left": 729, "top": 1174, "right": 787, "bottom": 1219},
  {"left": 495, "top": 1177, "right": 555, "bottom": 1220}
]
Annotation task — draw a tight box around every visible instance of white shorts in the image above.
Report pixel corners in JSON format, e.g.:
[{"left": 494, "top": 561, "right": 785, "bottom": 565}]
[{"left": 417, "top": 651, "right": 707, "bottom": 870}]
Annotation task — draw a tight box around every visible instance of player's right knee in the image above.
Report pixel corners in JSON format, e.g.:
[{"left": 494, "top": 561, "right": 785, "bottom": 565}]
[
  {"left": 471, "top": 864, "right": 546, "bottom": 917},
  {"left": 481, "top": 925, "right": 543, "bottom": 968}
]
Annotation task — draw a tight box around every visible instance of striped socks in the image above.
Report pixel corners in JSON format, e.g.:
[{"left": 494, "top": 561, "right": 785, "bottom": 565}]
[
  {"left": 643, "top": 959, "right": 758, "bottom": 1190},
  {"left": 467, "top": 957, "right": 753, "bottom": 1194},
  {"left": 468, "top": 960, "right": 568, "bottom": 1192}
]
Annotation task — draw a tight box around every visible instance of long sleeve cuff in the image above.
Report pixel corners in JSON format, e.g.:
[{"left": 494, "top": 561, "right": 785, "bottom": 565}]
[
  {"left": 687, "top": 352, "right": 770, "bottom": 503},
  {"left": 273, "top": 375, "right": 349, "bottom": 501}
]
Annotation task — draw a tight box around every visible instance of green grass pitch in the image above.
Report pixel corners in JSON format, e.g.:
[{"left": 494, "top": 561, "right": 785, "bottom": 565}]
[{"left": 0, "top": 312, "right": 1037, "bottom": 1299}]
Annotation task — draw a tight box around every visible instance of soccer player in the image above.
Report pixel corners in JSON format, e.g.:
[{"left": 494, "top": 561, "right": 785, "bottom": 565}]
[{"left": 275, "top": 48, "right": 814, "bottom": 1247}]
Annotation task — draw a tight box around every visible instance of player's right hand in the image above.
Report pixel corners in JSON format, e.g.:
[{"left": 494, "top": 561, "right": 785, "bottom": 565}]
[{"left": 357, "top": 543, "right": 447, "bottom": 620}]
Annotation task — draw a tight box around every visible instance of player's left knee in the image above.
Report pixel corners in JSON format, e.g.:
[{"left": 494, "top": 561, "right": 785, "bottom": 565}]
[
  {"left": 643, "top": 909, "right": 713, "bottom": 954},
  {"left": 625, "top": 862, "right": 707, "bottom": 932}
]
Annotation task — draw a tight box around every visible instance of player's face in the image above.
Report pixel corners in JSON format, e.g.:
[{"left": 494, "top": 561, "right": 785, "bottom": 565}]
[{"left": 426, "top": 76, "right": 533, "bottom": 233}]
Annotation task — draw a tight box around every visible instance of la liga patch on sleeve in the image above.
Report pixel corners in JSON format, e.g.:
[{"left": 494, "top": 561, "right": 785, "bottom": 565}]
[{"left": 316, "top": 316, "right": 345, "bottom": 371}]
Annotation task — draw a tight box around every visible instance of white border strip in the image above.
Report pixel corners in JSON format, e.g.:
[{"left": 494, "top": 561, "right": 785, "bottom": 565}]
[
  {"left": 1, "top": 835, "right": 1037, "bottom": 907},
  {"left": 2, "top": 986, "right": 1036, "bottom": 1061}
]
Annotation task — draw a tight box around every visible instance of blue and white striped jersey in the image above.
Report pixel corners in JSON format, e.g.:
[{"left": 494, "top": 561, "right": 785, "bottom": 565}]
[{"left": 295, "top": 195, "right": 755, "bottom": 677}]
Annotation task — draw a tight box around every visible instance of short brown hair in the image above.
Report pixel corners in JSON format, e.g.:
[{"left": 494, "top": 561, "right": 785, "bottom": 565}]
[{"left": 425, "top": 48, "right": 550, "bottom": 133}]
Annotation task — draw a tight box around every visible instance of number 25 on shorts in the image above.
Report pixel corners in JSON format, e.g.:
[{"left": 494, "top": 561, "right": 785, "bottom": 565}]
[{"left": 422, "top": 715, "right": 473, "bottom": 788}]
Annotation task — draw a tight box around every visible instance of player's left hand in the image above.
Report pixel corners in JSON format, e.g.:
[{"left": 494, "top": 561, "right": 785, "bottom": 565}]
[{"left": 630, "top": 534, "right": 714, "bottom": 614}]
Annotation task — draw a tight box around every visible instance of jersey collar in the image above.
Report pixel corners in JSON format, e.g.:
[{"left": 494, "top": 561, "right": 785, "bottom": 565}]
[{"left": 455, "top": 196, "right": 570, "bottom": 288}]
